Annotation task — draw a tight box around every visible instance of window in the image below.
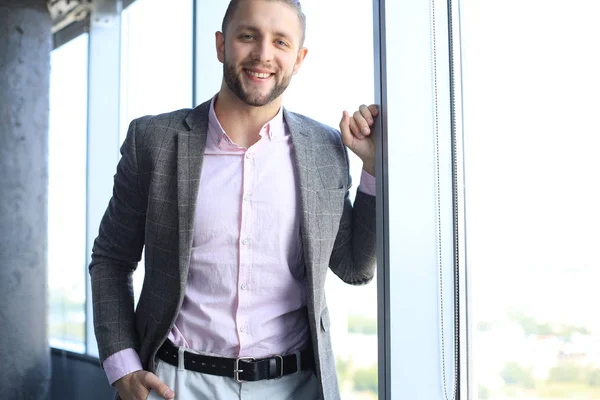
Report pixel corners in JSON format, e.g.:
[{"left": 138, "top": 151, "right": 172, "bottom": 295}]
[
  {"left": 461, "top": 1, "right": 600, "bottom": 398},
  {"left": 120, "top": 0, "right": 194, "bottom": 140},
  {"left": 48, "top": 33, "right": 89, "bottom": 353},
  {"left": 377, "top": 0, "right": 459, "bottom": 397}
]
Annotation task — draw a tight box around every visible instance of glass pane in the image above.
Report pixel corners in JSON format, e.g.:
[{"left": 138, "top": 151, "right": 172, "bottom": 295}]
[
  {"left": 461, "top": 1, "right": 600, "bottom": 398},
  {"left": 285, "top": 1, "right": 377, "bottom": 398},
  {"left": 120, "top": 0, "right": 194, "bottom": 304},
  {"left": 48, "top": 33, "right": 89, "bottom": 353}
]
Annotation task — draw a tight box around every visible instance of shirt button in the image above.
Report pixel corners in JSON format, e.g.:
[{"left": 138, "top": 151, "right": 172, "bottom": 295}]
[
  {"left": 243, "top": 195, "right": 250, "bottom": 201},
  {"left": 240, "top": 326, "right": 246, "bottom": 333},
  {"left": 245, "top": 152, "right": 253, "bottom": 159},
  {"left": 242, "top": 238, "right": 250, "bottom": 246},
  {"left": 241, "top": 283, "right": 248, "bottom": 290}
]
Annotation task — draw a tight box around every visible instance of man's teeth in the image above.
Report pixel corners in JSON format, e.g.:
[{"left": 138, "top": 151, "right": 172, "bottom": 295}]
[{"left": 247, "top": 70, "right": 271, "bottom": 79}]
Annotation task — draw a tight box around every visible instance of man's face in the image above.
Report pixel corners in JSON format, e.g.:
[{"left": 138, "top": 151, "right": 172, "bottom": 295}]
[{"left": 217, "top": 0, "right": 307, "bottom": 107}]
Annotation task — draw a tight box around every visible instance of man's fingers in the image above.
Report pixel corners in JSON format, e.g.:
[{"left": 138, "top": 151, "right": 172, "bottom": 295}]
[
  {"left": 359, "top": 104, "right": 380, "bottom": 126},
  {"left": 359, "top": 104, "right": 374, "bottom": 126},
  {"left": 348, "top": 115, "right": 365, "bottom": 139},
  {"left": 368, "top": 104, "right": 379, "bottom": 118},
  {"left": 141, "top": 372, "right": 175, "bottom": 399},
  {"left": 353, "top": 110, "right": 369, "bottom": 137},
  {"left": 341, "top": 104, "right": 380, "bottom": 144}
]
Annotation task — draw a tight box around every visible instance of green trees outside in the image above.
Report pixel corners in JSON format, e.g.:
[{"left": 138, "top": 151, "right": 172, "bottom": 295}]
[
  {"left": 547, "top": 364, "right": 600, "bottom": 387},
  {"left": 348, "top": 315, "right": 377, "bottom": 335},
  {"left": 354, "top": 365, "right": 378, "bottom": 393},
  {"left": 496, "top": 361, "right": 600, "bottom": 398},
  {"left": 336, "top": 357, "right": 377, "bottom": 398},
  {"left": 485, "top": 310, "right": 599, "bottom": 398},
  {"left": 501, "top": 362, "right": 535, "bottom": 389},
  {"left": 506, "top": 310, "right": 590, "bottom": 341}
]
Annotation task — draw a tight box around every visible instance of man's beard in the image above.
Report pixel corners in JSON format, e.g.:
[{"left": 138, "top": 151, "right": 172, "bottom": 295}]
[{"left": 223, "top": 59, "right": 292, "bottom": 107}]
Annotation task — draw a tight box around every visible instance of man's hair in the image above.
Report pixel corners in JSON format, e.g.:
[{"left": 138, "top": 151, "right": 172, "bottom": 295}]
[{"left": 221, "top": 0, "right": 307, "bottom": 47}]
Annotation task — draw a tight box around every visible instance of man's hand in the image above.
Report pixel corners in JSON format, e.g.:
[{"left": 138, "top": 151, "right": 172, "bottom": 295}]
[
  {"left": 340, "top": 104, "right": 379, "bottom": 176},
  {"left": 114, "top": 370, "right": 175, "bottom": 400}
]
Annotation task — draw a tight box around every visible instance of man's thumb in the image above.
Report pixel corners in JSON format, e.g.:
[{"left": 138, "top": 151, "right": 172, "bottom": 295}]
[
  {"left": 143, "top": 373, "right": 175, "bottom": 399},
  {"left": 340, "top": 110, "right": 353, "bottom": 144}
]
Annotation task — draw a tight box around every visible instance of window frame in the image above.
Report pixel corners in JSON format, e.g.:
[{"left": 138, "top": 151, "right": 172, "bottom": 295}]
[
  {"left": 84, "top": 0, "right": 124, "bottom": 358},
  {"left": 375, "top": 0, "right": 462, "bottom": 398}
]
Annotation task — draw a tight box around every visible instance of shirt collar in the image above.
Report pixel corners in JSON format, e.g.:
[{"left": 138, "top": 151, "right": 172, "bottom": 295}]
[
  {"left": 208, "top": 95, "right": 285, "bottom": 148},
  {"left": 264, "top": 105, "right": 285, "bottom": 140}
]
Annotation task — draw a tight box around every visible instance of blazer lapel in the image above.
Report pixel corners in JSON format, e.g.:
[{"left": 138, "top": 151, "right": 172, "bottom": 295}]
[
  {"left": 285, "top": 109, "right": 323, "bottom": 308},
  {"left": 177, "top": 101, "right": 211, "bottom": 289}
]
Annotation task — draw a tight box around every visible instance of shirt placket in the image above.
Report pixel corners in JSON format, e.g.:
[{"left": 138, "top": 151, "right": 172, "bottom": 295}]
[{"left": 236, "top": 147, "right": 256, "bottom": 354}]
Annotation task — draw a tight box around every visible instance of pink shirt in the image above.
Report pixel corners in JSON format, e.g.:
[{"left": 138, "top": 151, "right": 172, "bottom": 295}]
[{"left": 103, "top": 98, "right": 376, "bottom": 384}]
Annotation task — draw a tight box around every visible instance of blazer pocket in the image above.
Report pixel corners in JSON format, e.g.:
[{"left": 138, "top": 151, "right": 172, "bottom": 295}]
[{"left": 320, "top": 307, "right": 331, "bottom": 332}]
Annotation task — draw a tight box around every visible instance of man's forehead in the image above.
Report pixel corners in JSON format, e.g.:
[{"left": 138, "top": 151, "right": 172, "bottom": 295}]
[
  {"left": 230, "top": 2, "right": 302, "bottom": 36},
  {"left": 239, "top": 0, "right": 301, "bottom": 4},
  {"left": 232, "top": 0, "right": 299, "bottom": 18}
]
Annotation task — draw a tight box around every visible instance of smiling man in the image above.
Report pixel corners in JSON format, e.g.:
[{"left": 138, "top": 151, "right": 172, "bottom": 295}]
[{"left": 89, "top": 1, "right": 378, "bottom": 399}]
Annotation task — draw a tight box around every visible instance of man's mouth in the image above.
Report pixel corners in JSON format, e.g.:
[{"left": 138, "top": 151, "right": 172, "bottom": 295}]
[{"left": 244, "top": 69, "right": 273, "bottom": 79}]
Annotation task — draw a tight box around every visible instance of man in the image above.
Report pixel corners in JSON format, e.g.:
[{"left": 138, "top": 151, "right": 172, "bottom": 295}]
[{"left": 89, "top": 0, "right": 378, "bottom": 399}]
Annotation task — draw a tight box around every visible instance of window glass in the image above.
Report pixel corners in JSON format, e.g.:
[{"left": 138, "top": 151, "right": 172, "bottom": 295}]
[
  {"left": 461, "top": 1, "right": 600, "bottom": 398},
  {"left": 285, "top": 1, "right": 377, "bottom": 397},
  {"left": 120, "top": 0, "right": 193, "bottom": 136},
  {"left": 48, "top": 33, "right": 89, "bottom": 353},
  {"left": 120, "top": 0, "right": 194, "bottom": 304}
]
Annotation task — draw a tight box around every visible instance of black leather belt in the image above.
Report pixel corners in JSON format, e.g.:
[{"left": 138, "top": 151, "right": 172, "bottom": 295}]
[{"left": 157, "top": 340, "right": 315, "bottom": 382}]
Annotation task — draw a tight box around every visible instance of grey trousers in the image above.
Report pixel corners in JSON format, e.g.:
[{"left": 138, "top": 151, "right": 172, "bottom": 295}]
[{"left": 147, "top": 355, "right": 320, "bottom": 400}]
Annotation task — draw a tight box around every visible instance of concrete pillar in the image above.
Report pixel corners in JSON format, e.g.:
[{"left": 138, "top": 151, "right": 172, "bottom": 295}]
[{"left": 0, "top": 1, "right": 52, "bottom": 398}]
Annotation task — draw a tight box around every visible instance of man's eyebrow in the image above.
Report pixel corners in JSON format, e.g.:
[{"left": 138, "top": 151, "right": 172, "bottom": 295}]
[
  {"left": 234, "top": 24, "right": 294, "bottom": 40},
  {"left": 234, "top": 24, "right": 256, "bottom": 33},
  {"left": 274, "top": 31, "right": 294, "bottom": 41}
]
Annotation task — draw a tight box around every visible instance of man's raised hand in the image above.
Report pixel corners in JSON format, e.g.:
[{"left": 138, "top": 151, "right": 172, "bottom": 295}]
[{"left": 340, "top": 104, "right": 379, "bottom": 176}]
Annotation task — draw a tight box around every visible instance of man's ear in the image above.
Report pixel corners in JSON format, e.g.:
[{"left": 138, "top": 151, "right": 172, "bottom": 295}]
[
  {"left": 293, "top": 47, "right": 309, "bottom": 75},
  {"left": 216, "top": 31, "right": 225, "bottom": 63}
]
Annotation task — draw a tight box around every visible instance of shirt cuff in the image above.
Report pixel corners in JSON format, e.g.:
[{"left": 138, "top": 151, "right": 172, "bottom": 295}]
[
  {"left": 102, "top": 348, "right": 144, "bottom": 386},
  {"left": 357, "top": 169, "right": 376, "bottom": 196}
]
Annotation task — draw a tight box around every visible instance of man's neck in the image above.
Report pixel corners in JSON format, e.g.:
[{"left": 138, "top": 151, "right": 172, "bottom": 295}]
[{"left": 213, "top": 87, "right": 282, "bottom": 149}]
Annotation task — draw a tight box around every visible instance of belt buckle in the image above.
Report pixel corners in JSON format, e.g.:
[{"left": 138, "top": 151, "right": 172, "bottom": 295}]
[
  {"left": 234, "top": 357, "right": 255, "bottom": 383},
  {"left": 273, "top": 355, "right": 284, "bottom": 380}
]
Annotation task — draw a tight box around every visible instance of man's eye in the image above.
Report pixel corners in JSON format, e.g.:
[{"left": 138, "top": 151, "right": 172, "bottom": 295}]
[
  {"left": 277, "top": 40, "right": 289, "bottom": 47},
  {"left": 241, "top": 34, "right": 254, "bottom": 40}
]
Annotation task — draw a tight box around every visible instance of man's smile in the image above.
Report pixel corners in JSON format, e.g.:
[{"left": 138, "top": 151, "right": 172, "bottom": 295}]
[{"left": 244, "top": 68, "right": 274, "bottom": 81}]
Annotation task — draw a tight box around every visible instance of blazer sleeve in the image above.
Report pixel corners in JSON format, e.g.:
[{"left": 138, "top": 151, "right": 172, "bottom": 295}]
[
  {"left": 88, "top": 118, "right": 147, "bottom": 364},
  {"left": 328, "top": 146, "right": 377, "bottom": 285}
]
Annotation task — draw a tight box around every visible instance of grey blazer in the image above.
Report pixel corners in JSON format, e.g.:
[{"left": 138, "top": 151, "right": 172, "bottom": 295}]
[{"left": 89, "top": 100, "right": 376, "bottom": 400}]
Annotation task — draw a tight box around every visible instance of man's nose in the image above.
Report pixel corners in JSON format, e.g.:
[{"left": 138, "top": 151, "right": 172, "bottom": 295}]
[{"left": 251, "top": 39, "right": 273, "bottom": 63}]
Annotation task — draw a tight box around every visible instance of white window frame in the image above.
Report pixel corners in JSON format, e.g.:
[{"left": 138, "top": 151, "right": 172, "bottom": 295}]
[
  {"left": 84, "top": 0, "right": 123, "bottom": 358},
  {"left": 375, "top": 0, "right": 462, "bottom": 398}
]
